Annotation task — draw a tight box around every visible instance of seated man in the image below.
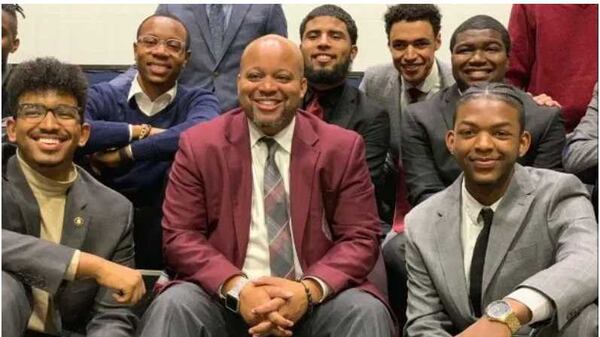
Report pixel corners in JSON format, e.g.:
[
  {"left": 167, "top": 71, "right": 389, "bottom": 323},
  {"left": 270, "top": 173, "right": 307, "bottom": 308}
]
[
  {"left": 3, "top": 57, "right": 145, "bottom": 337},
  {"left": 402, "top": 15, "right": 565, "bottom": 206},
  {"left": 405, "top": 82, "right": 597, "bottom": 337},
  {"left": 137, "top": 35, "right": 394, "bottom": 337},
  {"left": 298, "top": 5, "right": 390, "bottom": 228},
  {"left": 81, "top": 14, "right": 220, "bottom": 269}
]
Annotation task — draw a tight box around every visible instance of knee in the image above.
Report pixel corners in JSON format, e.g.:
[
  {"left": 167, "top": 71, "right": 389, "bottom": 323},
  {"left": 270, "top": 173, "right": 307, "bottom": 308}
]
[
  {"left": 150, "top": 282, "right": 210, "bottom": 312},
  {"left": 337, "top": 289, "right": 390, "bottom": 322}
]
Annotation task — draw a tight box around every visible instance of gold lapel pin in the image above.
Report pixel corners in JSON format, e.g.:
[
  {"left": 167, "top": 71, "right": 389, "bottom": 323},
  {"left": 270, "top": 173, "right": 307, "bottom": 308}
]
[{"left": 74, "top": 216, "right": 84, "bottom": 227}]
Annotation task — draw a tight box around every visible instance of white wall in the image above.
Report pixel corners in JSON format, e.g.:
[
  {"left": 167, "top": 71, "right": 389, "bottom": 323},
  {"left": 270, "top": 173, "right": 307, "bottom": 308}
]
[{"left": 11, "top": 4, "right": 512, "bottom": 71}]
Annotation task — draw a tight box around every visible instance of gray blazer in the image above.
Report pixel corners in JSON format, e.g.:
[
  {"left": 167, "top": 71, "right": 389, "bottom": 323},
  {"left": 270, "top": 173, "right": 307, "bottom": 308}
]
[
  {"left": 402, "top": 84, "right": 566, "bottom": 205},
  {"left": 404, "top": 164, "right": 598, "bottom": 336},
  {"left": 2, "top": 156, "right": 137, "bottom": 336},
  {"left": 564, "top": 82, "right": 598, "bottom": 174},
  {"left": 359, "top": 59, "right": 454, "bottom": 159},
  {"left": 156, "top": 4, "right": 287, "bottom": 112}
]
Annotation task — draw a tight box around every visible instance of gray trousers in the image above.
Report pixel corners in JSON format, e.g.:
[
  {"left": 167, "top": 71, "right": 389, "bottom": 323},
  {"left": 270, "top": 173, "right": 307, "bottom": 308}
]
[
  {"left": 3, "top": 271, "right": 32, "bottom": 337},
  {"left": 137, "top": 281, "right": 394, "bottom": 337}
]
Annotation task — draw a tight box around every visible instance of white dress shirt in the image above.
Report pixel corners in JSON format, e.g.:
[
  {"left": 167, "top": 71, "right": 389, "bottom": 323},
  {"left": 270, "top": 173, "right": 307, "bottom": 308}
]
[
  {"left": 460, "top": 181, "right": 553, "bottom": 324},
  {"left": 243, "top": 118, "right": 330, "bottom": 299}
]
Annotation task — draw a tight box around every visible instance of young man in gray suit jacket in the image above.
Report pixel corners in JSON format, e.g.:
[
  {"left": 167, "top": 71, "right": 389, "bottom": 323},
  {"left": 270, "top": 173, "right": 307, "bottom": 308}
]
[
  {"left": 2, "top": 57, "right": 145, "bottom": 337},
  {"left": 405, "top": 82, "right": 597, "bottom": 337}
]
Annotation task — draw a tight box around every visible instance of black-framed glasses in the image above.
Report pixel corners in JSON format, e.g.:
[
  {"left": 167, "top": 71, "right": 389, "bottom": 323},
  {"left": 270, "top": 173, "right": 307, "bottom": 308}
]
[
  {"left": 137, "top": 35, "right": 186, "bottom": 54},
  {"left": 17, "top": 103, "right": 81, "bottom": 123}
]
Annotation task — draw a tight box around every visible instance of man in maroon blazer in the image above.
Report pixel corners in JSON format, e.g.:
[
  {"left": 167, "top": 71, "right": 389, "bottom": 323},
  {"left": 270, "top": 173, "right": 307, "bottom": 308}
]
[{"left": 137, "top": 35, "right": 393, "bottom": 337}]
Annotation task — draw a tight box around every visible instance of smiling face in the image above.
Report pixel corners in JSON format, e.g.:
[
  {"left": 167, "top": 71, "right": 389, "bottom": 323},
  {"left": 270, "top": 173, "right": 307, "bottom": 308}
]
[
  {"left": 134, "top": 16, "right": 189, "bottom": 97},
  {"left": 446, "top": 97, "right": 530, "bottom": 201},
  {"left": 451, "top": 29, "right": 508, "bottom": 91},
  {"left": 6, "top": 90, "right": 90, "bottom": 180},
  {"left": 388, "top": 20, "right": 440, "bottom": 86},
  {"left": 238, "top": 36, "right": 307, "bottom": 136},
  {"left": 300, "top": 15, "right": 357, "bottom": 89}
]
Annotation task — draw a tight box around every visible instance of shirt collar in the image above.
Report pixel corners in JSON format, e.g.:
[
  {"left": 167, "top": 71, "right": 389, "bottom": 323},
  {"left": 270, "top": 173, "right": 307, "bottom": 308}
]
[
  {"left": 401, "top": 58, "right": 440, "bottom": 94},
  {"left": 248, "top": 117, "right": 296, "bottom": 154},
  {"left": 461, "top": 179, "right": 503, "bottom": 225},
  {"left": 127, "top": 73, "right": 178, "bottom": 104}
]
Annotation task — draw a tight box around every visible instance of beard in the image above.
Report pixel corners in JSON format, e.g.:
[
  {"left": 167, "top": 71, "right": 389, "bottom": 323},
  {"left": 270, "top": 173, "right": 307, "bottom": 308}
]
[{"left": 304, "top": 57, "right": 352, "bottom": 86}]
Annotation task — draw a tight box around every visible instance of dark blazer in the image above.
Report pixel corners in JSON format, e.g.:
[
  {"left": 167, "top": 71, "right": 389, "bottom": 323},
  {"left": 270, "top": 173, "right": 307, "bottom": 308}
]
[
  {"left": 156, "top": 4, "right": 287, "bottom": 112},
  {"left": 405, "top": 164, "right": 597, "bottom": 336},
  {"left": 402, "top": 84, "right": 566, "bottom": 205},
  {"left": 322, "top": 84, "right": 390, "bottom": 211},
  {"left": 160, "top": 108, "right": 386, "bottom": 305},
  {"left": 2, "top": 156, "right": 137, "bottom": 336}
]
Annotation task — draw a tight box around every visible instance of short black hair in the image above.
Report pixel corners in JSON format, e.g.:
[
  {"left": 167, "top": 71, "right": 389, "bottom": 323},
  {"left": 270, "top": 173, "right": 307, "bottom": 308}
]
[
  {"left": 450, "top": 15, "right": 511, "bottom": 55},
  {"left": 455, "top": 82, "right": 525, "bottom": 132},
  {"left": 299, "top": 5, "right": 358, "bottom": 45},
  {"left": 384, "top": 4, "right": 441, "bottom": 42},
  {"left": 136, "top": 14, "right": 191, "bottom": 51},
  {"left": 2, "top": 4, "right": 25, "bottom": 35},
  {"left": 7, "top": 57, "right": 88, "bottom": 120}
]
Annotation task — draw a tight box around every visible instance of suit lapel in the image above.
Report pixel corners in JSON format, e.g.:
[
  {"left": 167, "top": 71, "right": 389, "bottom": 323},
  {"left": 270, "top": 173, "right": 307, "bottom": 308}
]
[
  {"left": 192, "top": 5, "right": 217, "bottom": 60},
  {"left": 6, "top": 157, "right": 41, "bottom": 236},
  {"left": 225, "top": 110, "right": 253, "bottom": 263},
  {"left": 482, "top": 165, "right": 534, "bottom": 296},
  {"left": 435, "top": 177, "right": 472, "bottom": 318},
  {"left": 289, "top": 113, "right": 320, "bottom": 264},
  {"left": 441, "top": 84, "right": 461, "bottom": 130},
  {"left": 60, "top": 173, "right": 89, "bottom": 249},
  {"left": 327, "top": 84, "right": 355, "bottom": 128},
  {"left": 217, "top": 4, "right": 251, "bottom": 66}
]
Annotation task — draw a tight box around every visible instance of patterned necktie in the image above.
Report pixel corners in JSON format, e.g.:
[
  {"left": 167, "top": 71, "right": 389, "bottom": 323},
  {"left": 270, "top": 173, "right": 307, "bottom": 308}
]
[
  {"left": 262, "top": 138, "right": 295, "bottom": 279},
  {"left": 305, "top": 94, "right": 324, "bottom": 120},
  {"left": 407, "top": 87, "right": 423, "bottom": 104},
  {"left": 469, "top": 207, "right": 494, "bottom": 317},
  {"left": 208, "top": 4, "right": 225, "bottom": 57}
]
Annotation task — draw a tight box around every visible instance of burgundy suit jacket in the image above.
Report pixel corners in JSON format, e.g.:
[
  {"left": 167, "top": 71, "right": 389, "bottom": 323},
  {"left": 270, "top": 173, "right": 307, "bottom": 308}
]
[{"left": 161, "top": 107, "right": 385, "bottom": 304}]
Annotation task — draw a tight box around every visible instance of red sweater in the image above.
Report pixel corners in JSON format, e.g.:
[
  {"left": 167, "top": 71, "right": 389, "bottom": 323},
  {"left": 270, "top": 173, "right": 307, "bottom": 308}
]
[{"left": 506, "top": 4, "right": 598, "bottom": 132}]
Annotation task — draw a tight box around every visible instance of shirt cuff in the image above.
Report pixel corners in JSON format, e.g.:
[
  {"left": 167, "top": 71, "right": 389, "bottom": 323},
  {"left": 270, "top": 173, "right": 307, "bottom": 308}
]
[
  {"left": 126, "top": 145, "right": 134, "bottom": 161},
  {"left": 505, "top": 287, "right": 554, "bottom": 325},
  {"left": 65, "top": 250, "right": 81, "bottom": 281},
  {"left": 303, "top": 276, "right": 331, "bottom": 303},
  {"left": 128, "top": 124, "right": 133, "bottom": 142}
]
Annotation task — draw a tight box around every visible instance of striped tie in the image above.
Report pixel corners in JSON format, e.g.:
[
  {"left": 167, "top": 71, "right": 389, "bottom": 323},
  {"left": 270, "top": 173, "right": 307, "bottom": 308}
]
[{"left": 262, "top": 138, "right": 295, "bottom": 279}]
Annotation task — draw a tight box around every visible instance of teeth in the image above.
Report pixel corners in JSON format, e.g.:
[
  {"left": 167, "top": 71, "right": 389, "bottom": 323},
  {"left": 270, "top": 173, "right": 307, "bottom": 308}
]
[
  {"left": 39, "top": 138, "right": 60, "bottom": 144},
  {"left": 316, "top": 55, "right": 332, "bottom": 62},
  {"left": 257, "top": 100, "right": 278, "bottom": 105}
]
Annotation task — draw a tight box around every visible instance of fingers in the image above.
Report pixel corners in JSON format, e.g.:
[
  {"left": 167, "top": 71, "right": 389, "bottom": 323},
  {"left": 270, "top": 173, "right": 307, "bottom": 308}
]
[
  {"left": 249, "top": 320, "right": 293, "bottom": 337},
  {"left": 252, "top": 297, "right": 287, "bottom": 315},
  {"left": 267, "top": 310, "right": 294, "bottom": 329},
  {"left": 261, "top": 285, "right": 293, "bottom": 299},
  {"left": 111, "top": 278, "right": 146, "bottom": 304}
]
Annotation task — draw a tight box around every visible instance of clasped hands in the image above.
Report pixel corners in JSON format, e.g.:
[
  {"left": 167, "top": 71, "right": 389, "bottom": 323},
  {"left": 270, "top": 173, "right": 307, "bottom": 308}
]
[{"left": 235, "top": 276, "right": 322, "bottom": 337}]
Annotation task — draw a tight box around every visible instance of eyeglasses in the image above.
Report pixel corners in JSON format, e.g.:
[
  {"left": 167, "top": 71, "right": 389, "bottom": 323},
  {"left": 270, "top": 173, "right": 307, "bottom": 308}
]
[
  {"left": 137, "top": 35, "right": 186, "bottom": 54},
  {"left": 17, "top": 103, "right": 81, "bottom": 123}
]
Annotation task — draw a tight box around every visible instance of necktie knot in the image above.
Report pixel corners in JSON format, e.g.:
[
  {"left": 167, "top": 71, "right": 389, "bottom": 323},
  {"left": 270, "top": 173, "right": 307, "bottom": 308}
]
[
  {"left": 407, "top": 87, "right": 423, "bottom": 104},
  {"left": 480, "top": 208, "right": 494, "bottom": 227},
  {"left": 260, "top": 137, "right": 278, "bottom": 160}
]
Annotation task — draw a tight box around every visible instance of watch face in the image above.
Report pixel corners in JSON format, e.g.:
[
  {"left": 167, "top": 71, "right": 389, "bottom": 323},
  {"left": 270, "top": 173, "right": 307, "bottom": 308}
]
[
  {"left": 225, "top": 294, "right": 240, "bottom": 312},
  {"left": 488, "top": 301, "right": 511, "bottom": 318}
]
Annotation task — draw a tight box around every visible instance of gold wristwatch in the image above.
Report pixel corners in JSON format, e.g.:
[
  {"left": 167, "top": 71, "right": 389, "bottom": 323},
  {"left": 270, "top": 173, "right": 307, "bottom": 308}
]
[{"left": 484, "top": 300, "right": 521, "bottom": 334}]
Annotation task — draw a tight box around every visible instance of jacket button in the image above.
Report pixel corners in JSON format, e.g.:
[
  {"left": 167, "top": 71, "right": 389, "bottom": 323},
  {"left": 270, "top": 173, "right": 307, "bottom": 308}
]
[{"left": 213, "top": 72, "right": 219, "bottom": 78}]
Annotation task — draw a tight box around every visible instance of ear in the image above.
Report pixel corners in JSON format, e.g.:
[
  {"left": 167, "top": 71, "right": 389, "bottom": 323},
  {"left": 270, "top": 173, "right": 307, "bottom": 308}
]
[
  {"left": 5, "top": 117, "right": 17, "bottom": 143},
  {"left": 350, "top": 45, "right": 358, "bottom": 61},
  {"left": 445, "top": 129, "right": 456, "bottom": 155},
  {"left": 299, "top": 76, "right": 308, "bottom": 99},
  {"left": 10, "top": 38, "right": 20, "bottom": 53},
  {"left": 518, "top": 130, "right": 531, "bottom": 157},
  {"left": 434, "top": 33, "right": 441, "bottom": 51},
  {"left": 78, "top": 122, "right": 91, "bottom": 147}
]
